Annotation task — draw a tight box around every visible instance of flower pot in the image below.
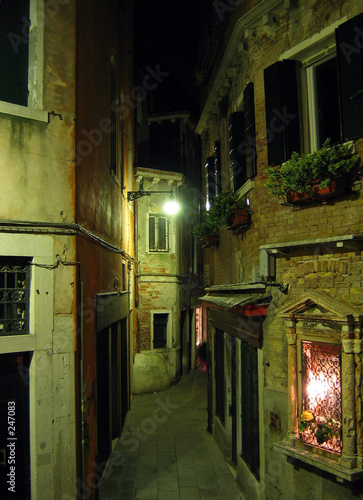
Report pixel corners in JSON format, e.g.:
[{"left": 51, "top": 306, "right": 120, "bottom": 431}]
[
  {"left": 202, "top": 235, "right": 219, "bottom": 248},
  {"left": 226, "top": 209, "right": 251, "bottom": 230},
  {"left": 286, "top": 178, "right": 347, "bottom": 205}
]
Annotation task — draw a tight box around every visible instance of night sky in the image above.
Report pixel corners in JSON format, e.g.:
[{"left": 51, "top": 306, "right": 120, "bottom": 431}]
[{"left": 135, "top": 0, "right": 208, "bottom": 107}]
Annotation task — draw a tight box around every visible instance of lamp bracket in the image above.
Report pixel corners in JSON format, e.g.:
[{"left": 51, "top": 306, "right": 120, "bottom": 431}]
[{"left": 127, "top": 190, "right": 174, "bottom": 202}]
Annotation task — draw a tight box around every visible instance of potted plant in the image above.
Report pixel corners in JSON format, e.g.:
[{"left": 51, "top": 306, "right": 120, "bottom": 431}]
[
  {"left": 208, "top": 191, "right": 251, "bottom": 229},
  {"left": 192, "top": 221, "right": 219, "bottom": 247},
  {"left": 265, "top": 139, "right": 360, "bottom": 205}
]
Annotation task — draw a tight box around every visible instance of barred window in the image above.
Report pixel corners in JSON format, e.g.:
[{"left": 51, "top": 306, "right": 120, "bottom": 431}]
[
  {"left": 0, "top": 257, "right": 30, "bottom": 335},
  {"left": 149, "top": 215, "right": 169, "bottom": 252}
]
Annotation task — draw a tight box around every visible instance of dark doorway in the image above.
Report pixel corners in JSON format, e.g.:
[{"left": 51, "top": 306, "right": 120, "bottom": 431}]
[
  {"left": 96, "top": 328, "right": 111, "bottom": 468},
  {"left": 0, "top": 352, "right": 31, "bottom": 500},
  {"left": 120, "top": 318, "right": 129, "bottom": 425}
]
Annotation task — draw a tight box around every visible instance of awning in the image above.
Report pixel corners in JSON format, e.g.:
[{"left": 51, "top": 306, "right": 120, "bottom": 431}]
[
  {"left": 200, "top": 292, "right": 271, "bottom": 314},
  {"left": 200, "top": 292, "right": 271, "bottom": 348}
]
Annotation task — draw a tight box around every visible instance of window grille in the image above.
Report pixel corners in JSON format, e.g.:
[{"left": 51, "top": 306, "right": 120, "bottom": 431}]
[
  {"left": 149, "top": 215, "right": 169, "bottom": 252},
  {"left": 153, "top": 313, "right": 168, "bottom": 349},
  {"left": 0, "top": 257, "right": 30, "bottom": 335},
  {"left": 301, "top": 341, "right": 342, "bottom": 454},
  {"left": 241, "top": 340, "right": 260, "bottom": 478},
  {"left": 214, "top": 329, "right": 225, "bottom": 425}
]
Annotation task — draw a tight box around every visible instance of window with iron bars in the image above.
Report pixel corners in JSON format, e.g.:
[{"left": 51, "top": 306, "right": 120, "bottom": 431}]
[
  {"left": 152, "top": 313, "right": 168, "bottom": 349},
  {"left": 0, "top": 257, "right": 31, "bottom": 335},
  {"left": 300, "top": 341, "right": 342, "bottom": 454}
]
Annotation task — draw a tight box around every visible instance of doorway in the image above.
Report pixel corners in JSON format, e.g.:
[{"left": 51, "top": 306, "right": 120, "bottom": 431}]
[{"left": 0, "top": 352, "right": 31, "bottom": 500}]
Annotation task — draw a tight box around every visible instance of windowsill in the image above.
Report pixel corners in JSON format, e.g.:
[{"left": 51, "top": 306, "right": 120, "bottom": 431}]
[
  {"left": 235, "top": 179, "right": 255, "bottom": 199},
  {"left": 275, "top": 442, "right": 363, "bottom": 482},
  {"left": 0, "top": 101, "right": 49, "bottom": 123},
  {"left": 0, "top": 334, "right": 36, "bottom": 354}
]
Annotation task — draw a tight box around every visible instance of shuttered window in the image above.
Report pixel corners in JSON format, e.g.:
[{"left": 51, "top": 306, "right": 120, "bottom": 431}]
[
  {"left": 0, "top": 0, "right": 30, "bottom": 106},
  {"left": 241, "top": 340, "right": 260, "bottom": 478},
  {"left": 264, "top": 60, "right": 301, "bottom": 165},
  {"left": 264, "top": 14, "right": 363, "bottom": 161},
  {"left": 149, "top": 215, "right": 169, "bottom": 252},
  {"left": 229, "top": 112, "right": 246, "bottom": 191},
  {"left": 336, "top": 14, "right": 363, "bottom": 141},
  {"left": 229, "top": 83, "right": 257, "bottom": 191}
]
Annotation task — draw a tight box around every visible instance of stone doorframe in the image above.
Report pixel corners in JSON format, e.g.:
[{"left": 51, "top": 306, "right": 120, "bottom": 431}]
[{"left": 276, "top": 290, "right": 363, "bottom": 472}]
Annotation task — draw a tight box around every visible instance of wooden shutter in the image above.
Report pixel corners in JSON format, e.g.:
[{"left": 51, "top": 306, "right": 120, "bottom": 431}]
[
  {"left": 0, "top": 0, "right": 29, "bottom": 106},
  {"left": 229, "top": 112, "right": 246, "bottom": 191},
  {"left": 336, "top": 14, "right": 363, "bottom": 141},
  {"left": 158, "top": 217, "right": 167, "bottom": 251},
  {"left": 205, "top": 156, "right": 216, "bottom": 202},
  {"left": 244, "top": 82, "right": 257, "bottom": 179},
  {"left": 264, "top": 60, "right": 300, "bottom": 165},
  {"left": 214, "top": 141, "right": 222, "bottom": 196},
  {"left": 149, "top": 216, "right": 156, "bottom": 251}
]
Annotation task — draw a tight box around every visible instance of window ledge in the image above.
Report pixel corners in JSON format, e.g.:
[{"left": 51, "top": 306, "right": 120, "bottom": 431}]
[
  {"left": 275, "top": 442, "right": 363, "bottom": 482},
  {"left": 0, "top": 101, "right": 49, "bottom": 123},
  {"left": 235, "top": 179, "right": 255, "bottom": 199}
]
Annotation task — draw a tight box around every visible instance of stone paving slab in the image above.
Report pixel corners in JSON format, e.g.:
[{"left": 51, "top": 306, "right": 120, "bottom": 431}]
[{"left": 99, "top": 368, "right": 242, "bottom": 500}]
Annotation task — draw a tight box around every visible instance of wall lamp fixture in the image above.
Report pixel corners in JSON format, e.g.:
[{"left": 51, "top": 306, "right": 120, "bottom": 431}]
[{"left": 127, "top": 189, "right": 180, "bottom": 215}]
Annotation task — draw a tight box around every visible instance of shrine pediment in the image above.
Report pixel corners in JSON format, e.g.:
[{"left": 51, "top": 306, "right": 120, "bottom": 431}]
[{"left": 276, "top": 290, "right": 361, "bottom": 323}]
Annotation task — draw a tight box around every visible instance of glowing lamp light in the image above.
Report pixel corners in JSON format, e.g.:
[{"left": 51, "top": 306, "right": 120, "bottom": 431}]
[{"left": 163, "top": 193, "right": 180, "bottom": 215}]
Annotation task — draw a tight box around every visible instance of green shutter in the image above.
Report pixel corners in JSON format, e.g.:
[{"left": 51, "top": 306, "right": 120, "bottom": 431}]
[{"left": 336, "top": 14, "right": 363, "bottom": 141}]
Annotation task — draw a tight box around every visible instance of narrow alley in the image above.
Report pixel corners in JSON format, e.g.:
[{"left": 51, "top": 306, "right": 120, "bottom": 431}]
[{"left": 98, "top": 368, "right": 242, "bottom": 500}]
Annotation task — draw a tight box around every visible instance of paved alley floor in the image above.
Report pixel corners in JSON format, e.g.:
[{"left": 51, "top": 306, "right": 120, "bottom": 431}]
[{"left": 99, "top": 368, "right": 243, "bottom": 500}]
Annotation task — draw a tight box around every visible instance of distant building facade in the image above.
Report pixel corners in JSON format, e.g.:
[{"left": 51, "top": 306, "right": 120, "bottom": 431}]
[{"left": 196, "top": 1, "right": 363, "bottom": 499}]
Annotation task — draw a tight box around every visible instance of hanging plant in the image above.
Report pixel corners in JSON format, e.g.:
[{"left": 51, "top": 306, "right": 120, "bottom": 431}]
[
  {"left": 265, "top": 139, "right": 360, "bottom": 203},
  {"left": 208, "top": 190, "right": 249, "bottom": 228}
]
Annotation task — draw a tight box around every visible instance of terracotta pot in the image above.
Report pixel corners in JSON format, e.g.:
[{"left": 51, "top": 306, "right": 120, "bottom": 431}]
[
  {"left": 286, "top": 178, "right": 347, "bottom": 205},
  {"left": 202, "top": 235, "right": 219, "bottom": 248},
  {"left": 226, "top": 209, "right": 251, "bottom": 230}
]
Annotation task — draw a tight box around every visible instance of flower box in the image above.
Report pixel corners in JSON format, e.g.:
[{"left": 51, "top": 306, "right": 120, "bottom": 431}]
[
  {"left": 226, "top": 208, "right": 251, "bottom": 230},
  {"left": 286, "top": 178, "right": 347, "bottom": 205},
  {"left": 202, "top": 235, "right": 219, "bottom": 248}
]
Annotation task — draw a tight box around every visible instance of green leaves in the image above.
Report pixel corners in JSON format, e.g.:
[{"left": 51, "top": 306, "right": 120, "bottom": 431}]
[{"left": 265, "top": 139, "right": 360, "bottom": 200}]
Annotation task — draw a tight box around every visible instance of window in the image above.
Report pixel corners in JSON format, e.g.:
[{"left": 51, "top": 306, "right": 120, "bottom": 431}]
[
  {"left": 215, "top": 329, "right": 225, "bottom": 425},
  {"left": 229, "top": 82, "right": 257, "bottom": 191},
  {"left": 152, "top": 313, "right": 168, "bottom": 349},
  {"left": 0, "top": 257, "right": 30, "bottom": 335},
  {"left": 214, "top": 140, "right": 222, "bottom": 197},
  {"left": 241, "top": 340, "right": 260, "bottom": 478},
  {"left": 110, "top": 55, "right": 117, "bottom": 176},
  {"left": 0, "top": 0, "right": 30, "bottom": 106},
  {"left": 149, "top": 215, "right": 169, "bottom": 252},
  {"left": 264, "top": 14, "right": 363, "bottom": 164}
]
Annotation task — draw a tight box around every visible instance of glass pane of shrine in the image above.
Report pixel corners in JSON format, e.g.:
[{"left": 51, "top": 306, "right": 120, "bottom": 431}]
[{"left": 300, "top": 341, "right": 342, "bottom": 454}]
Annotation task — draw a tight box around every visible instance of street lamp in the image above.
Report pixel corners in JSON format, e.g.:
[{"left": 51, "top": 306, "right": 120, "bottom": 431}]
[{"left": 127, "top": 189, "right": 180, "bottom": 215}]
